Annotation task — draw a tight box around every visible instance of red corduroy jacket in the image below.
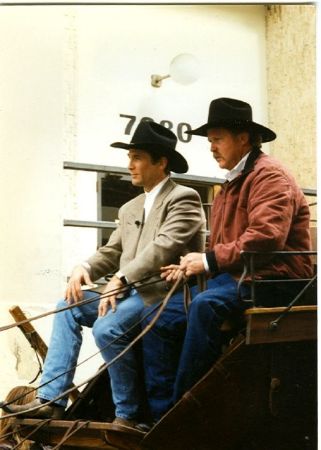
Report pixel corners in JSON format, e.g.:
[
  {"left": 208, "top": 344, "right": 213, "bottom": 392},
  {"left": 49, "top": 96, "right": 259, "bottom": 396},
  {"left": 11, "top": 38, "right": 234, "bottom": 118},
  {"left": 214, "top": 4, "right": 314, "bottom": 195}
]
[{"left": 207, "top": 149, "right": 313, "bottom": 280}]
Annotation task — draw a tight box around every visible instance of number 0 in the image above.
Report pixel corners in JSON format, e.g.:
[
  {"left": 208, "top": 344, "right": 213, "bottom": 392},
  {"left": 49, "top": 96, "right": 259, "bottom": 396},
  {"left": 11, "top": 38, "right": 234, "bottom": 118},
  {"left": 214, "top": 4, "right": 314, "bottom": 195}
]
[{"left": 177, "top": 123, "right": 192, "bottom": 143}]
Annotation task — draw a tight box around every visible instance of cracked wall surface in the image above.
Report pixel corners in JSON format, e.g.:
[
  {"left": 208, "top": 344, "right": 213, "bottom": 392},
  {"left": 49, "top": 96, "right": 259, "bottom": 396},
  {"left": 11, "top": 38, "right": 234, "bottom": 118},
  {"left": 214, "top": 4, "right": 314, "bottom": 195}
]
[{"left": 266, "top": 5, "right": 316, "bottom": 191}]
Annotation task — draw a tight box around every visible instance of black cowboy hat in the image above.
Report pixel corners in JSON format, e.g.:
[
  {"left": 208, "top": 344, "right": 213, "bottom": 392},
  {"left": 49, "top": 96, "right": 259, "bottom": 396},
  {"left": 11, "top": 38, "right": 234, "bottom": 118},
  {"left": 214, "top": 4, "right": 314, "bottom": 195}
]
[
  {"left": 111, "top": 121, "right": 188, "bottom": 173},
  {"left": 187, "top": 97, "right": 276, "bottom": 143}
]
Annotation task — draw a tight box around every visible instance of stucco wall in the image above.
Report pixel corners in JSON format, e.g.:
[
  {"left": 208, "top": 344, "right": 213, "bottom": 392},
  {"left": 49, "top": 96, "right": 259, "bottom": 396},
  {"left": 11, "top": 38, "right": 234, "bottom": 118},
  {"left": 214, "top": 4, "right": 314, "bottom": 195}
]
[{"left": 265, "top": 5, "right": 316, "bottom": 190}]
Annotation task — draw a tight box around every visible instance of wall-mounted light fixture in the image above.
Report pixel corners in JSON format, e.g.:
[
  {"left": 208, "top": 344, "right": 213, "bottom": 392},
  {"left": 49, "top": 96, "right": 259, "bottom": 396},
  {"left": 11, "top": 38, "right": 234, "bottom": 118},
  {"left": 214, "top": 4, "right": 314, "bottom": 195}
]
[{"left": 151, "top": 53, "right": 200, "bottom": 88}]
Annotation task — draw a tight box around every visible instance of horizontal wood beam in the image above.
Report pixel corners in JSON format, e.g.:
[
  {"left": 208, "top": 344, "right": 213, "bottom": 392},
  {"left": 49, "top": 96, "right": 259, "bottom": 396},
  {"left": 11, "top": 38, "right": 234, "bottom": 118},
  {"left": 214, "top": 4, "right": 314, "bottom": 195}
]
[
  {"left": 245, "top": 306, "right": 317, "bottom": 345},
  {"left": 16, "top": 418, "right": 145, "bottom": 449}
]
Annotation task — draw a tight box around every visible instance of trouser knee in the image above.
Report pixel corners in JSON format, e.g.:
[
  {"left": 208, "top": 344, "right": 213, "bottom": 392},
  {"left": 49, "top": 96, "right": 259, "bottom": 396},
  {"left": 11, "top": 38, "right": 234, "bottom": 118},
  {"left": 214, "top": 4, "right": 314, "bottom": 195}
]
[
  {"left": 92, "top": 318, "right": 114, "bottom": 349},
  {"left": 56, "top": 298, "right": 67, "bottom": 310},
  {"left": 189, "top": 294, "right": 214, "bottom": 318}
]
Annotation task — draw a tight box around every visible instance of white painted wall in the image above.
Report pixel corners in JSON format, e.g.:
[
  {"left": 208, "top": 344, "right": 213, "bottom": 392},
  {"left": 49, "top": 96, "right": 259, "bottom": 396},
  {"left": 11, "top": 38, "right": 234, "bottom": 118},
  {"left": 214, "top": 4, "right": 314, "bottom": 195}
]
[
  {"left": 63, "top": 3, "right": 268, "bottom": 274},
  {"left": 0, "top": 4, "right": 267, "bottom": 396},
  {"left": 75, "top": 5, "right": 267, "bottom": 173}
]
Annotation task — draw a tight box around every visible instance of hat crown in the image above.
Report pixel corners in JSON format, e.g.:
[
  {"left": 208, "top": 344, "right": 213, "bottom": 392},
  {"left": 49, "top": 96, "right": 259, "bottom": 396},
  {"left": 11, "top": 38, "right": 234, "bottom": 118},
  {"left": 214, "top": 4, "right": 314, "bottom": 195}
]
[
  {"left": 130, "top": 121, "right": 177, "bottom": 149},
  {"left": 186, "top": 96, "right": 276, "bottom": 143},
  {"left": 110, "top": 121, "right": 188, "bottom": 173},
  {"left": 208, "top": 97, "right": 252, "bottom": 123}
]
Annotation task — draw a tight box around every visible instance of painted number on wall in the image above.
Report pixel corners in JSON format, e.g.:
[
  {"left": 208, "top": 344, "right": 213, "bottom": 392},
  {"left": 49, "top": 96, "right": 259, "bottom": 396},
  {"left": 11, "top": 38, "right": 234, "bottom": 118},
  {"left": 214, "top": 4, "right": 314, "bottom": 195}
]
[{"left": 120, "top": 114, "right": 192, "bottom": 143}]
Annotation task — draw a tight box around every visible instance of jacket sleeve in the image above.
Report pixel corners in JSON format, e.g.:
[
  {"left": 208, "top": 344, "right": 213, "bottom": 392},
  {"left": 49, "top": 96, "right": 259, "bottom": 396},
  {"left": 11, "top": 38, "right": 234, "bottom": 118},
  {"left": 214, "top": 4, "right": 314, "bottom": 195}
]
[{"left": 213, "top": 168, "right": 298, "bottom": 272}]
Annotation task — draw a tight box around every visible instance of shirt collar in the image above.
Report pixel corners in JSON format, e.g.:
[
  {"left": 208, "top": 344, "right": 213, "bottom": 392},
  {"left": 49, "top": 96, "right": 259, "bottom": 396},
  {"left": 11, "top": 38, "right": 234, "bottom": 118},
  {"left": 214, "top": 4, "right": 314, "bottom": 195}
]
[
  {"left": 144, "top": 176, "right": 169, "bottom": 219},
  {"left": 225, "top": 152, "right": 250, "bottom": 182},
  {"left": 144, "top": 175, "right": 169, "bottom": 198}
]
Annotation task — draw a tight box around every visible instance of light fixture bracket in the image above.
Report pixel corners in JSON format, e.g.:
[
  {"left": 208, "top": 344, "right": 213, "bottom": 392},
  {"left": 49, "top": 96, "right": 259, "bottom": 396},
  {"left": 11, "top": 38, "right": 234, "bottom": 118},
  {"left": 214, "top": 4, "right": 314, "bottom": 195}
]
[{"left": 151, "top": 74, "right": 170, "bottom": 88}]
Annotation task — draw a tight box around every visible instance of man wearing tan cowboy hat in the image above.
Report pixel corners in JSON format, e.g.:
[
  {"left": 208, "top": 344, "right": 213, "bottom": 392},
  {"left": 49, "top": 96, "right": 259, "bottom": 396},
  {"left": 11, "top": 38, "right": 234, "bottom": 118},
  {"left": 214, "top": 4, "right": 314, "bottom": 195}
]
[
  {"left": 1, "top": 121, "right": 206, "bottom": 428},
  {"left": 143, "top": 97, "right": 313, "bottom": 420}
]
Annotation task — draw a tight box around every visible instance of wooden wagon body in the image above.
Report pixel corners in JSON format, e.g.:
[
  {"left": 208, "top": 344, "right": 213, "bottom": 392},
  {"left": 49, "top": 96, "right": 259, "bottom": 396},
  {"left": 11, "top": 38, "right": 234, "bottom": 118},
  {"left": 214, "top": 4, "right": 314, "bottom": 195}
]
[{"left": 11, "top": 295, "right": 317, "bottom": 450}]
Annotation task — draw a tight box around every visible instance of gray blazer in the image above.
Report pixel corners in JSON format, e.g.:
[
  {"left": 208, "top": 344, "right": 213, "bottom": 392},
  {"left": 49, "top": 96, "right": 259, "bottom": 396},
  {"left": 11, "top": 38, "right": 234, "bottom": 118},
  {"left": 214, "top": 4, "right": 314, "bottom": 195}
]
[{"left": 87, "top": 178, "right": 206, "bottom": 305}]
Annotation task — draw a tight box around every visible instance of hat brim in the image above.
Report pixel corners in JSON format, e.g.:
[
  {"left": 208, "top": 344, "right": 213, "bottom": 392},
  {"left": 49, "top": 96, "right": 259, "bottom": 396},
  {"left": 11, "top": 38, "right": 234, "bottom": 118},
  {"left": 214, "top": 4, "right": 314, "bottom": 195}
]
[
  {"left": 110, "top": 141, "right": 189, "bottom": 174},
  {"left": 186, "top": 120, "right": 276, "bottom": 143}
]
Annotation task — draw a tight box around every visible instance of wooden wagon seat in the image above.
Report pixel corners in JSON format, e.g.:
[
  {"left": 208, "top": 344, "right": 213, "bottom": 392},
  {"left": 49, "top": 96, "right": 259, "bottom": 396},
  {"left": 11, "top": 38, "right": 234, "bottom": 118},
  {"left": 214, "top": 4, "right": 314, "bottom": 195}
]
[
  {"left": 14, "top": 418, "right": 145, "bottom": 450},
  {"left": 244, "top": 305, "right": 317, "bottom": 345},
  {"left": 221, "top": 303, "right": 317, "bottom": 344}
]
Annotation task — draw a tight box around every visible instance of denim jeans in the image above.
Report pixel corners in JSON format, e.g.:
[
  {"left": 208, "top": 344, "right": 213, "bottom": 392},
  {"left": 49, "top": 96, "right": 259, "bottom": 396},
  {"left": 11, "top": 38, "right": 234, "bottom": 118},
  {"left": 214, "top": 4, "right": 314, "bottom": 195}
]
[
  {"left": 38, "top": 290, "right": 145, "bottom": 420},
  {"left": 141, "top": 290, "right": 189, "bottom": 421},
  {"left": 142, "top": 273, "right": 250, "bottom": 421}
]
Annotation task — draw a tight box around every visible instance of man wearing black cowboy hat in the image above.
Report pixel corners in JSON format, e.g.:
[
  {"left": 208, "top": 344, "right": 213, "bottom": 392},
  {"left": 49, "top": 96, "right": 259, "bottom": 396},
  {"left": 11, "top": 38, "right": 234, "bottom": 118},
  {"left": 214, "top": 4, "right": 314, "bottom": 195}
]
[
  {"left": 143, "top": 97, "right": 313, "bottom": 419},
  {"left": 1, "top": 121, "right": 206, "bottom": 428}
]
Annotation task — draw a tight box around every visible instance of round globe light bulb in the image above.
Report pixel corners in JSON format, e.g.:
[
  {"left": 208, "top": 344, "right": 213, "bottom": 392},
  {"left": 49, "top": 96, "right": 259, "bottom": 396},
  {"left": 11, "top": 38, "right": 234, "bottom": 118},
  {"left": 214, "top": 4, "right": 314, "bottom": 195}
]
[{"left": 169, "top": 53, "right": 200, "bottom": 85}]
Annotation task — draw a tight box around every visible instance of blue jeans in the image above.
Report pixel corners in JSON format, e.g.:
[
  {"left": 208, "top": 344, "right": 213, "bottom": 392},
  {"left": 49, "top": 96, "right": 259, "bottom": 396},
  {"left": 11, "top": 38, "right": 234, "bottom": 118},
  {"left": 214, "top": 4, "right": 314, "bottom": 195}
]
[
  {"left": 38, "top": 290, "right": 145, "bottom": 420},
  {"left": 142, "top": 290, "right": 189, "bottom": 421},
  {"left": 142, "top": 273, "right": 250, "bottom": 421}
]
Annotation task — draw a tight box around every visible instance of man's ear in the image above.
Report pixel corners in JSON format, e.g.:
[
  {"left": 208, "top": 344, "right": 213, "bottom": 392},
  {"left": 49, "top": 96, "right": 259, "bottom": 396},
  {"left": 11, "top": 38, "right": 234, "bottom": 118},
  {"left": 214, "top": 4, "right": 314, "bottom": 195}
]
[
  {"left": 239, "top": 131, "right": 250, "bottom": 145},
  {"left": 159, "top": 156, "right": 169, "bottom": 171}
]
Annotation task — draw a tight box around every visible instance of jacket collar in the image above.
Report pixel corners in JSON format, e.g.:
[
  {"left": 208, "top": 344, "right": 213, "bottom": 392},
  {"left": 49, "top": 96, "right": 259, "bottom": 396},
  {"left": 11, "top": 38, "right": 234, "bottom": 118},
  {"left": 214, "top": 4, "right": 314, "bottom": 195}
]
[
  {"left": 222, "top": 147, "right": 263, "bottom": 187},
  {"left": 152, "top": 178, "right": 176, "bottom": 210},
  {"left": 242, "top": 147, "right": 263, "bottom": 175}
]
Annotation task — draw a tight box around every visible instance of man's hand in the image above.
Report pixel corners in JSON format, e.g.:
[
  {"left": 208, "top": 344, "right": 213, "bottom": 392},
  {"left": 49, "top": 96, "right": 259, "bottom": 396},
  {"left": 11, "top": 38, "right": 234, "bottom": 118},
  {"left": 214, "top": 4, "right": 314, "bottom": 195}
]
[
  {"left": 160, "top": 264, "right": 184, "bottom": 282},
  {"left": 161, "top": 252, "right": 205, "bottom": 281},
  {"left": 65, "top": 265, "right": 94, "bottom": 304},
  {"left": 98, "top": 276, "right": 124, "bottom": 316},
  {"left": 179, "top": 252, "right": 205, "bottom": 277}
]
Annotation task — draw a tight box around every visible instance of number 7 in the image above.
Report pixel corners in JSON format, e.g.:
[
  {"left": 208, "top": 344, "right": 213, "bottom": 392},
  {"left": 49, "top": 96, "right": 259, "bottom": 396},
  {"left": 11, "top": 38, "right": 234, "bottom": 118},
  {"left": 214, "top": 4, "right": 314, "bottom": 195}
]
[{"left": 120, "top": 114, "right": 136, "bottom": 135}]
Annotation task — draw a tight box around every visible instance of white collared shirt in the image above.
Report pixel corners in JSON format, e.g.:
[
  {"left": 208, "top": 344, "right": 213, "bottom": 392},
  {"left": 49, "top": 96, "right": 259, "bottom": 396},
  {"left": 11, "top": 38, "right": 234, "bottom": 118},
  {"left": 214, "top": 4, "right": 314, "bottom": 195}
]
[
  {"left": 144, "top": 176, "right": 169, "bottom": 220},
  {"left": 115, "top": 175, "right": 169, "bottom": 286},
  {"left": 202, "top": 152, "right": 250, "bottom": 272},
  {"left": 224, "top": 152, "right": 250, "bottom": 182}
]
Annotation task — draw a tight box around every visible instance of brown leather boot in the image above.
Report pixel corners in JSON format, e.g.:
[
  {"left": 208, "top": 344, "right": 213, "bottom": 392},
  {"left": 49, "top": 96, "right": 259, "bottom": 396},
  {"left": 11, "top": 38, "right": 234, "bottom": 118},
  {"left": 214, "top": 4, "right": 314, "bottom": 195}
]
[
  {"left": 0, "top": 398, "right": 65, "bottom": 419},
  {"left": 112, "top": 417, "right": 137, "bottom": 429}
]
